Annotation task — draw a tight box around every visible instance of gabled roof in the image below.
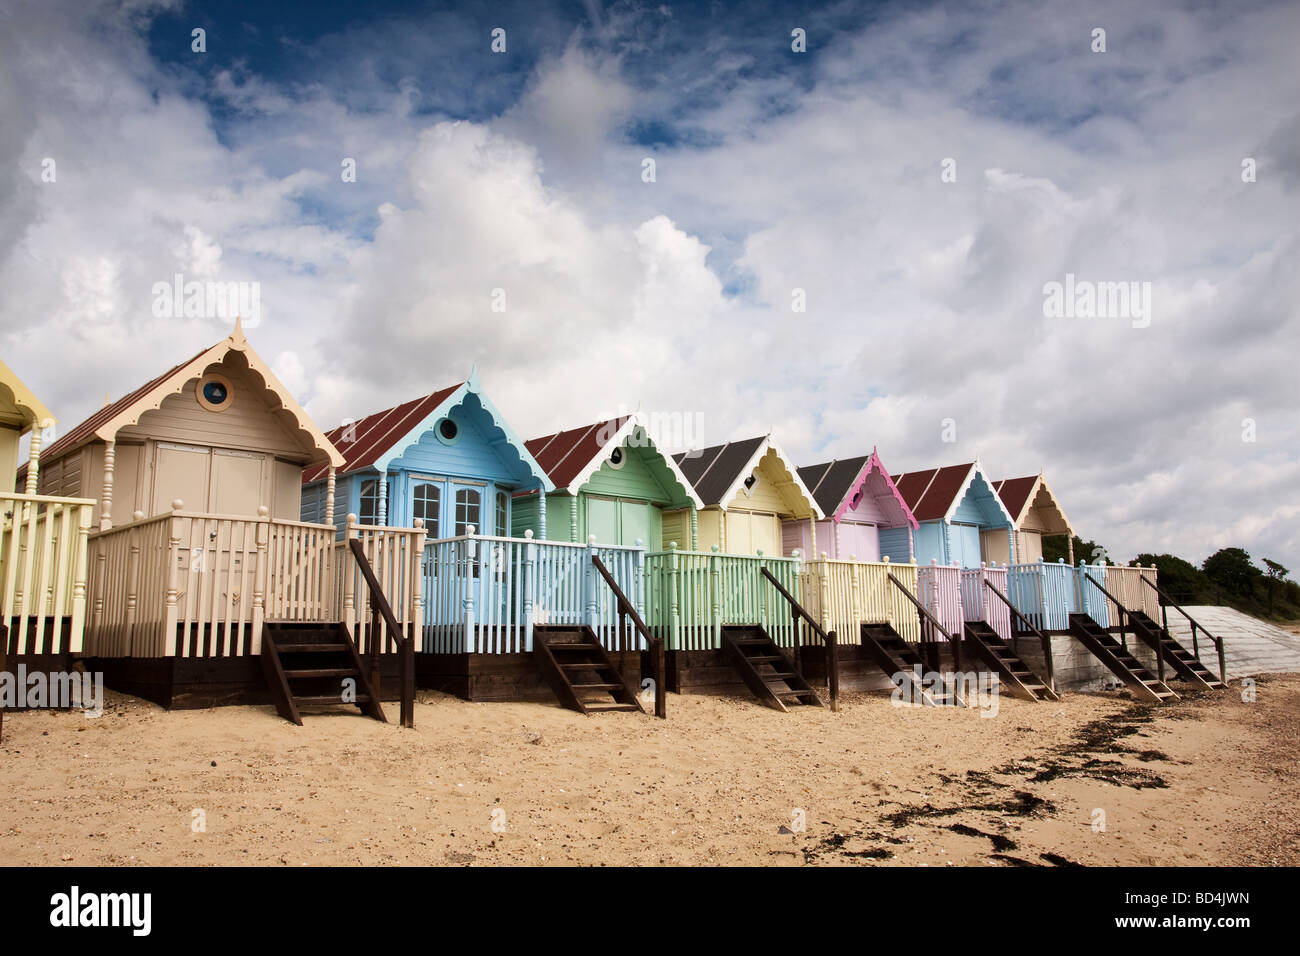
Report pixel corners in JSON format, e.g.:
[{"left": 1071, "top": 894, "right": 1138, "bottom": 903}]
[
  {"left": 673, "top": 434, "right": 823, "bottom": 519},
  {"left": 994, "top": 472, "right": 1074, "bottom": 536},
  {"left": 30, "top": 319, "right": 343, "bottom": 470},
  {"left": 0, "top": 360, "right": 55, "bottom": 433},
  {"left": 523, "top": 413, "right": 703, "bottom": 507},
  {"left": 798, "top": 448, "right": 918, "bottom": 529},
  {"left": 301, "top": 372, "right": 552, "bottom": 489},
  {"left": 891, "top": 460, "right": 1014, "bottom": 526},
  {"left": 305, "top": 385, "right": 460, "bottom": 482}
]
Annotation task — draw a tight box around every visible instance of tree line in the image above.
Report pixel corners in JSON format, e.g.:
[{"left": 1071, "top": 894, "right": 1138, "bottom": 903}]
[{"left": 1041, "top": 535, "right": 1297, "bottom": 621}]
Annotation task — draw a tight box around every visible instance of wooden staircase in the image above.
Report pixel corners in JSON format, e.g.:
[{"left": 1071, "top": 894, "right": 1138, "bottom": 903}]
[
  {"left": 533, "top": 625, "right": 644, "bottom": 715},
  {"left": 860, "top": 623, "right": 962, "bottom": 706},
  {"left": 963, "top": 621, "right": 1060, "bottom": 702},
  {"left": 1128, "top": 611, "right": 1227, "bottom": 690},
  {"left": 721, "top": 625, "right": 823, "bottom": 711},
  {"left": 1067, "top": 613, "right": 1179, "bottom": 703},
  {"left": 261, "top": 621, "right": 387, "bottom": 725}
]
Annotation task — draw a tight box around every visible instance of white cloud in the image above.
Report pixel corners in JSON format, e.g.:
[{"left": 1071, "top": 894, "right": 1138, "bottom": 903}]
[{"left": 1, "top": 0, "right": 1298, "bottom": 576}]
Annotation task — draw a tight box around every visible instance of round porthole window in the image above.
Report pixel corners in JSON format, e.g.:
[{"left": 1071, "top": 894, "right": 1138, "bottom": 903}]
[
  {"left": 608, "top": 446, "right": 626, "bottom": 469},
  {"left": 436, "top": 417, "right": 460, "bottom": 444},
  {"left": 196, "top": 373, "right": 234, "bottom": 412}
]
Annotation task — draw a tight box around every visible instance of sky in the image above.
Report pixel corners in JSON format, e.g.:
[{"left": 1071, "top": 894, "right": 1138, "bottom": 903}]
[{"left": 1, "top": 0, "right": 1298, "bottom": 570}]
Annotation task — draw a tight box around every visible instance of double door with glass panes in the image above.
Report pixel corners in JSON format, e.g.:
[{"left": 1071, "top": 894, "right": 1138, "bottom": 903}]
[{"left": 409, "top": 476, "right": 509, "bottom": 540}]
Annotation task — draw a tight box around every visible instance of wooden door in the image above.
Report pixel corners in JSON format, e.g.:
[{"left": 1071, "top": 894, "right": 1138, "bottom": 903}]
[
  {"left": 211, "top": 449, "right": 266, "bottom": 514},
  {"left": 750, "top": 512, "right": 780, "bottom": 557},
  {"left": 152, "top": 442, "right": 210, "bottom": 514},
  {"left": 952, "top": 523, "right": 982, "bottom": 568},
  {"left": 585, "top": 496, "right": 618, "bottom": 544},
  {"left": 837, "top": 520, "right": 879, "bottom": 562},
  {"left": 618, "top": 500, "right": 652, "bottom": 548},
  {"left": 451, "top": 483, "right": 483, "bottom": 536},
  {"left": 725, "top": 510, "right": 752, "bottom": 554}
]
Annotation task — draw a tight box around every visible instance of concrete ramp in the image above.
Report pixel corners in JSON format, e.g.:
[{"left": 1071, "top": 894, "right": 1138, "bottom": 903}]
[{"left": 1163, "top": 607, "right": 1300, "bottom": 679}]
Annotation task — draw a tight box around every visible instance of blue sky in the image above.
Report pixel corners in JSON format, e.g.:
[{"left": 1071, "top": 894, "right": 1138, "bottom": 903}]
[{"left": 2, "top": 0, "right": 1299, "bottom": 571}]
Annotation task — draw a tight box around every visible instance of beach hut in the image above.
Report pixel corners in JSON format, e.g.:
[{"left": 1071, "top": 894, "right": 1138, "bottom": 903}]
[
  {"left": 990, "top": 471, "right": 1074, "bottom": 565},
  {"left": 21, "top": 321, "right": 425, "bottom": 712},
  {"left": 625, "top": 435, "right": 828, "bottom": 704},
  {"left": 668, "top": 434, "right": 822, "bottom": 556},
  {"left": 887, "top": 461, "right": 1016, "bottom": 639},
  {"left": 2, "top": 360, "right": 95, "bottom": 671},
  {"left": 302, "top": 370, "right": 553, "bottom": 541},
  {"left": 784, "top": 449, "right": 917, "bottom": 562},
  {"left": 515, "top": 414, "right": 702, "bottom": 548},
  {"left": 780, "top": 448, "right": 924, "bottom": 645},
  {"left": 890, "top": 461, "right": 1014, "bottom": 568}
]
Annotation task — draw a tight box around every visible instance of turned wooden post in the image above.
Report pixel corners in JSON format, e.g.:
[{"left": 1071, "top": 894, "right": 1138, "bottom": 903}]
[
  {"left": 324, "top": 466, "right": 336, "bottom": 527},
  {"left": 99, "top": 439, "right": 115, "bottom": 531},
  {"left": 522, "top": 530, "right": 536, "bottom": 651},
  {"left": 24, "top": 421, "right": 45, "bottom": 496}
]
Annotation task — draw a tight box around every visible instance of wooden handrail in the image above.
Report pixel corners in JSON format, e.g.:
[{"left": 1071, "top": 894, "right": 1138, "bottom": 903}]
[
  {"left": 1142, "top": 575, "right": 1227, "bottom": 684},
  {"left": 886, "top": 572, "right": 962, "bottom": 671},
  {"left": 590, "top": 554, "right": 665, "bottom": 718},
  {"left": 982, "top": 578, "right": 1054, "bottom": 692},
  {"left": 760, "top": 567, "right": 838, "bottom": 711},
  {"left": 1083, "top": 571, "right": 1165, "bottom": 686},
  {"left": 348, "top": 538, "right": 414, "bottom": 728}
]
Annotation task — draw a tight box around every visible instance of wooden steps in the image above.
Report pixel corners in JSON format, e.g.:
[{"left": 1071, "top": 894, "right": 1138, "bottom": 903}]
[
  {"left": 261, "top": 621, "right": 387, "bottom": 725},
  {"left": 1067, "top": 613, "right": 1179, "bottom": 703},
  {"left": 532, "top": 625, "right": 644, "bottom": 715},
  {"left": 859, "top": 622, "right": 962, "bottom": 706},
  {"left": 963, "top": 621, "right": 1060, "bottom": 702},
  {"left": 720, "top": 625, "right": 823, "bottom": 711},
  {"left": 1127, "top": 611, "right": 1227, "bottom": 690}
]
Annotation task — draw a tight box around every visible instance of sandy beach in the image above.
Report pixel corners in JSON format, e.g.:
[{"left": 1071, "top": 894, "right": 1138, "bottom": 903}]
[{"left": 2, "top": 676, "right": 1297, "bottom": 867}]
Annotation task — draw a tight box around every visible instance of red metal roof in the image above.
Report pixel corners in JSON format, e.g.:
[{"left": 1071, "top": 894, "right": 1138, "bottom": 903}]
[
  {"left": 993, "top": 476, "right": 1039, "bottom": 523},
  {"left": 524, "top": 416, "right": 627, "bottom": 490},
  {"left": 30, "top": 344, "right": 211, "bottom": 467},
  {"left": 890, "top": 463, "right": 975, "bottom": 522},
  {"left": 303, "top": 383, "right": 462, "bottom": 484}
]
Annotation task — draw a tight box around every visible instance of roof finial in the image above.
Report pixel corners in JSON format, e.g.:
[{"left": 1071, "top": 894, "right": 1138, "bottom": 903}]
[
  {"left": 231, "top": 314, "right": 245, "bottom": 343},
  {"left": 102, "top": 392, "right": 111, "bottom": 409},
  {"left": 468, "top": 363, "right": 479, "bottom": 388}
]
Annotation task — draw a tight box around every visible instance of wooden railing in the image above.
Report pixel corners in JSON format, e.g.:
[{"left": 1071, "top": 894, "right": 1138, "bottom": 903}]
[
  {"left": 917, "top": 561, "right": 964, "bottom": 638},
  {"left": 983, "top": 578, "right": 1055, "bottom": 692},
  {"left": 959, "top": 564, "right": 1011, "bottom": 640},
  {"left": 761, "top": 566, "right": 838, "bottom": 711},
  {"left": 81, "top": 505, "right": 421, "bottom": 660},
  {"left": 349, "top": 538, "right": 414, "bottom": 728},
  {"left": 1084, "top": 570, "right": 1166, "bottom": 686},
  {"left": 1143, "top": 575, "right": 1227, "bottom": 684},
  {"left": 643, "top": 545, "right": 802, "bottom": 650},
  {"left": 337, "top": 515, "right": 427, "bottom": 658},
  {"left": 887, "top": 571, "right": 963, "bottom": 671},
  {"left": 1103, "top": 563, "right": 1160, "bottom": 625},
  {"left": 592, "top": 553, "right": 665, "bottom": 718},
  {"left": 420, "top": 529, "right": 644, "bottom": 654},
  {"left": 1, "top": 491, "right": 94, "bottom": 655},
  {"left": 85, "top": 505, "right": 342, "bottom": 658},
  {"left": 798, "top": 555, "right": 921, "bottom": 642},
  {"left": 1006, "top": 560, "right": 1116, "bottom": 631}
]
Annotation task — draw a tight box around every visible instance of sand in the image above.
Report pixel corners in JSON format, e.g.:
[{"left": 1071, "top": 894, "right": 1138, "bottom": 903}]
[{"left": 2, "top": 675, "right": 1297, "bottom": 867}]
